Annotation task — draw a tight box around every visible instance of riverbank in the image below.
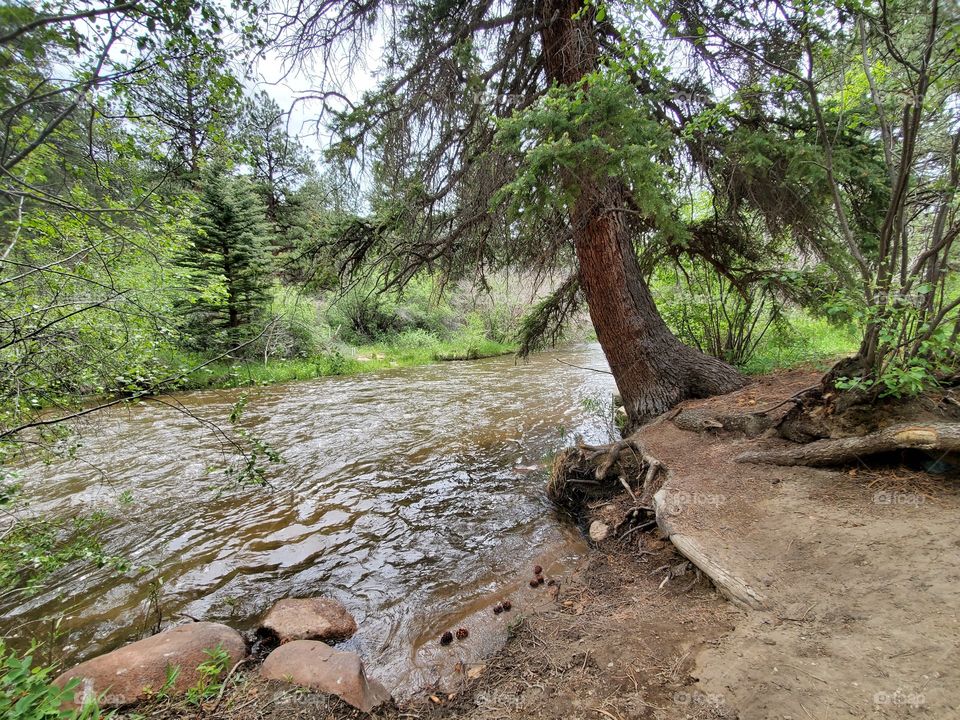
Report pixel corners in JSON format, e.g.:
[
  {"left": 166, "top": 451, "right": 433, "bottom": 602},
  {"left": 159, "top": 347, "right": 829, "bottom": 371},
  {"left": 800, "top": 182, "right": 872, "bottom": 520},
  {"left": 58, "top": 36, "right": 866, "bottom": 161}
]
[
  {"left": 112, "top": 537, "right": 736, "bottom": 720},
  {"left": 168, "top": 309, "right": 856, "bottom": 394},
  {"left": 168, "top": 336, "right": 517, "bottom": 392},
  {"left": 103, "top": 366, "right": 959, "bottom": 720}
]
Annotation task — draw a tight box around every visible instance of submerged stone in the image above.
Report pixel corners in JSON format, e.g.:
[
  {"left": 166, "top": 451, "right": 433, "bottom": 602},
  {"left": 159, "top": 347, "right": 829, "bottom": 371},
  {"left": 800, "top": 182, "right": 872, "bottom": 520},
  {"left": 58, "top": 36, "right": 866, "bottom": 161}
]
[{"left": 256, "top": 597, "right": 357, "bottom": 645}]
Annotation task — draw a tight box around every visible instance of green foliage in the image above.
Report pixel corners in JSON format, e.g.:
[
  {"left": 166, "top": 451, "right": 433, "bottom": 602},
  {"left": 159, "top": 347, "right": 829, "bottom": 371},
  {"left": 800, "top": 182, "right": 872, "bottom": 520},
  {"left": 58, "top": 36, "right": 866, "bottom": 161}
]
[
  {"left": 741, "top": 315, "right": 860, "bottom": 376},
  {"left": 0, "top": 640, "right": 105, "bottom": 719},
  {"left": 238, "top": 91, "right": 314, "bottom": 224},
  {"left": 654, "top": 262, "right": 782, "bottom": 367},
  {"left": 326, "top": 275, "right": 454, "bottom": 343},
  {"left": 222, "top": 394, "right": 282, "bottom": 487},
  {"left": 652, "top": 260, "right": 860, "bottom": 374},
  {"left": 176, "top": 169, "right": 275, "bottom": 350},
  {"left": 0, "top": 478, "right": 127, "bottom": 598},
  {"left": 830, "top": 289, "right": 960, "bottom": 398},
  {"left": 183, "top": 646, "right": 230, "bottom": 705},
  {"left": 495, "top": 69, "right": 684, "bottom": 244}
]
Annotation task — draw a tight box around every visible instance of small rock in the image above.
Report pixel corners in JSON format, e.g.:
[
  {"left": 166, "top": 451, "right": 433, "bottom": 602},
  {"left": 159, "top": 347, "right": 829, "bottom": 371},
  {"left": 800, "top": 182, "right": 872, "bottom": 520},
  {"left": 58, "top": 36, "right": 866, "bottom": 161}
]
[
  {"left": 257, "top": 597, "right": 357, "bottom": 645},
  {"left": 54, "top": 622, "right": 247, "bottom": 708},
  {"left": 589, "top": 520, "right": 610, "bottom": 542},
  {"left": 260, "top": 640, "right": 390, "bottom": 713}
]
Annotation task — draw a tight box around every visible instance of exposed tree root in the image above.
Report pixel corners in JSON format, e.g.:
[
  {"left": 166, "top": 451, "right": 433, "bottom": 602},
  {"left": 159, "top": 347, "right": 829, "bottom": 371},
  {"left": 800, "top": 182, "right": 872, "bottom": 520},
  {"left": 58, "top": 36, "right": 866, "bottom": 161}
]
[
  {"left": 548, "top": 436, "right": 664, "bottom": 507},
  {"left": 671, "top": 408, "right": 774, "bottom": 437},
  {"left": 735, "top": 422, "right": 960, "bottom": 467}
]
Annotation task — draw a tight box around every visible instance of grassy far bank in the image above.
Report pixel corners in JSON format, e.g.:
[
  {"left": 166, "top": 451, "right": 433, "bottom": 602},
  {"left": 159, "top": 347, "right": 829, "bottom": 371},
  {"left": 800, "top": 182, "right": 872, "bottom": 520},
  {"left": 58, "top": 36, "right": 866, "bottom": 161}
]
[
  {"left": 171, "top": 333, "right": 517, "bottom": 391},
  {"left": 169, "top": 308, "right": 858, "bottom": 394},
  {"left": 156, "top": 270, "right": 857, "bottom": 396}
]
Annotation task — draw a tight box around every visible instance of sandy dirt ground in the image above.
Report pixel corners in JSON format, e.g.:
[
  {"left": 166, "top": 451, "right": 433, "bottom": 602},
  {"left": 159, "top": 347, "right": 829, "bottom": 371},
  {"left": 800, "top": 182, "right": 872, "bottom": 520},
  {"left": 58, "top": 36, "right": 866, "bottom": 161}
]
[{"left": 643, "top": 371, "right": 960, "bottom": 719}]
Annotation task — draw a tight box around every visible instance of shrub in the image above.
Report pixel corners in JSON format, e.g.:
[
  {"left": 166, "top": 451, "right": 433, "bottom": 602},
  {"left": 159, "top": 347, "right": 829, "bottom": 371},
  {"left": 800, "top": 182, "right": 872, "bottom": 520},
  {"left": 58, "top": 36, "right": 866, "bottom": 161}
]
[{"left": 0, "top": 641, "right": 105, "bottom": 719}]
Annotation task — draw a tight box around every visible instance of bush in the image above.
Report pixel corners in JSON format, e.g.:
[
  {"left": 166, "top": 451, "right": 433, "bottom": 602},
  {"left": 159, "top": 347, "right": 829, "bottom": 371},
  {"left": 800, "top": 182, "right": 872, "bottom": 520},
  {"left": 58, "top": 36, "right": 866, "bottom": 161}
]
[
  {"left": 251, "top": 286, "right": 330, "bottom": 360},
  {"left": 326, "top": 286, "right": 402, "bottom": 342},
  {"left": 389, "top": 328, "right": 443, "bottom": 351},
  {"left": 326, "top": 276, "right": 456, "bottom": 343},
  {"left": 654, "top": 263, "right": 781, "bottom": 368}
]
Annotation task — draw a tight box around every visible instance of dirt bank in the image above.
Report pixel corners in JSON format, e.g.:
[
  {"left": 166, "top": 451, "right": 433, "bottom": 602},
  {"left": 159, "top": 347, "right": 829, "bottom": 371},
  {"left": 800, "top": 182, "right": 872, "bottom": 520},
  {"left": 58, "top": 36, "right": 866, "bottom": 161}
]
[{"left": 642, "top": 371, "right": 960, "bottom": 719}]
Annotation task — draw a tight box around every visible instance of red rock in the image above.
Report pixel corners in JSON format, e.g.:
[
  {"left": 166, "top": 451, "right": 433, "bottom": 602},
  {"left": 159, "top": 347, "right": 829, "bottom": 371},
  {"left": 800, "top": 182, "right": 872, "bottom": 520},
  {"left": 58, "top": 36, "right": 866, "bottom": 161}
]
[
  {"left": 54, "top": 622, "right": 246, "bottom": 708},
  {"left": 257, "top": 597, "right": 357, "bottom": 644},
  {"left": 260, "top": 640, "right": 390, "bottom": 712}
]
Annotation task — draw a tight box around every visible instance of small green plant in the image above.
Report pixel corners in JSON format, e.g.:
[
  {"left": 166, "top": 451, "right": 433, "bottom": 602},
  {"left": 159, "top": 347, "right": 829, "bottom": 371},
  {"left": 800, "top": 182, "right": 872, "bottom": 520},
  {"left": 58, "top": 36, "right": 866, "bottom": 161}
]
[
  {"left": 222, "top": 396, "right": 283, "bottom": 487},
  {"left": 831, "top": 294, "right": 958, "bottom": 398},
  {"left": 184, "top": 647, "right": 231, "bottom": 706},
  {"left": 144, "top": 664, "right": 181, "bottom": 702},
  {"left": 581, "top": 392, "right": 617, "bottom": 441},
  {"left": 506, "top": 615, "right": 526, "bottom": 640}
]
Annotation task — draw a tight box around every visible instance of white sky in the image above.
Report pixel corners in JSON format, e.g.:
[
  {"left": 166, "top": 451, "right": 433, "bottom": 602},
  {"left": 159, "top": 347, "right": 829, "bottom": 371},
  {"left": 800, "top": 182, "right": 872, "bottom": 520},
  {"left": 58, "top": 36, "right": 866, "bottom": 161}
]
[{"left": 248, "top": 35, "right": 383, "bottom": 158}]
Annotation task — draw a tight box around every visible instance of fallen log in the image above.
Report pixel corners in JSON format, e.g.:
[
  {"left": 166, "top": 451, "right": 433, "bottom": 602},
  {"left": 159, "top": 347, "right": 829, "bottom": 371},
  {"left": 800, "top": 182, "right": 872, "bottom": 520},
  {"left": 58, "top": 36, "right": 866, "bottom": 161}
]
[{"left": 735, "top": 422, "right": 960, "bottom": 467}]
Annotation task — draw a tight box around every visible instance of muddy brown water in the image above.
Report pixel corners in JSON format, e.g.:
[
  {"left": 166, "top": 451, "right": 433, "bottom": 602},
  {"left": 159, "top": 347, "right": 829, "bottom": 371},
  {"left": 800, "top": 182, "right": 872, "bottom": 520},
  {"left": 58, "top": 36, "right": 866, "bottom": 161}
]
[{"left": 3, "top": 344, "right": 616, "bottom": 692}]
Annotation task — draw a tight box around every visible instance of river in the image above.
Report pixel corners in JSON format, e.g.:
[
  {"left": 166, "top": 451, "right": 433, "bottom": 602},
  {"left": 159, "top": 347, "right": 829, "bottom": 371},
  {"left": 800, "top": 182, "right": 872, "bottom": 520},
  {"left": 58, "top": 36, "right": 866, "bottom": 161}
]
[{"left": 3, "top": 343, "right": 617, "bottom": 691}]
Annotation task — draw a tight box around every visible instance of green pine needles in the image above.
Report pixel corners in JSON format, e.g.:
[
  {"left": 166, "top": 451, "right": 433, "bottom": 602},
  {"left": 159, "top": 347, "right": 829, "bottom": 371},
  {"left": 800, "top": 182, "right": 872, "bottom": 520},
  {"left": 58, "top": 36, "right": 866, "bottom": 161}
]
[{"left": 176, "top": 168, "right": 275, "bottom": 350}]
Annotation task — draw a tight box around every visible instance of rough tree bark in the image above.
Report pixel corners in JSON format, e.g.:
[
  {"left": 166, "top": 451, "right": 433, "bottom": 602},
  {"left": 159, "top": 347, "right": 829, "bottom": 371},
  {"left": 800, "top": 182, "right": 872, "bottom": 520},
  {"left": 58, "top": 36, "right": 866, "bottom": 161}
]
[{"left": 537, "top": 0, "right": 745, "bottom": 426}]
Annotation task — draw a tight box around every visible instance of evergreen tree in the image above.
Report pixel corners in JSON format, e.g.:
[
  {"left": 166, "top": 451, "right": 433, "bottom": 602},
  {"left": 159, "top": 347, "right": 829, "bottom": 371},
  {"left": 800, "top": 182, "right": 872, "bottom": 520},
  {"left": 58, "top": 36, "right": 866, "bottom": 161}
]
[
  {"left": 177, "top": 170, "right": 274, "bottom": 348},
  {"left": 238, "top": 91, "right": 313, "bottom": 230}
]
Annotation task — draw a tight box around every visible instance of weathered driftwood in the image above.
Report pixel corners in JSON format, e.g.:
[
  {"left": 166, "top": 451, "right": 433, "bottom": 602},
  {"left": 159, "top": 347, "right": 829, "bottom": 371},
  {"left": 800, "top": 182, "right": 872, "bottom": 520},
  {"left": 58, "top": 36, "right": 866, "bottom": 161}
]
[
  {"left": 735, "top": 422, "right": 960, "bottom": 467},
  {"left": 654, "top": 488, "right": 766, "bottom": 610}
]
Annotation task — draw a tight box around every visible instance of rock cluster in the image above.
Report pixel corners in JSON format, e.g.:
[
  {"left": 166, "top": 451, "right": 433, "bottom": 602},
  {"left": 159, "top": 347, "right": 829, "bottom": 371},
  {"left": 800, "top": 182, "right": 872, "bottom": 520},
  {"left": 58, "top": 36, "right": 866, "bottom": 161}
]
[{"left": 53, "top": 597, "right": 390, "bottom": 714}]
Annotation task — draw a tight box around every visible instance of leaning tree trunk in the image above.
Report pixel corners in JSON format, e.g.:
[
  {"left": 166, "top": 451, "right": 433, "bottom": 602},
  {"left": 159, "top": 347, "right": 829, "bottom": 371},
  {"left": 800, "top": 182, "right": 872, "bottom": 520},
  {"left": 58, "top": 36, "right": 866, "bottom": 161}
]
[{"left": 538, "top": 0, "right": 745, "bottom": 426}]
